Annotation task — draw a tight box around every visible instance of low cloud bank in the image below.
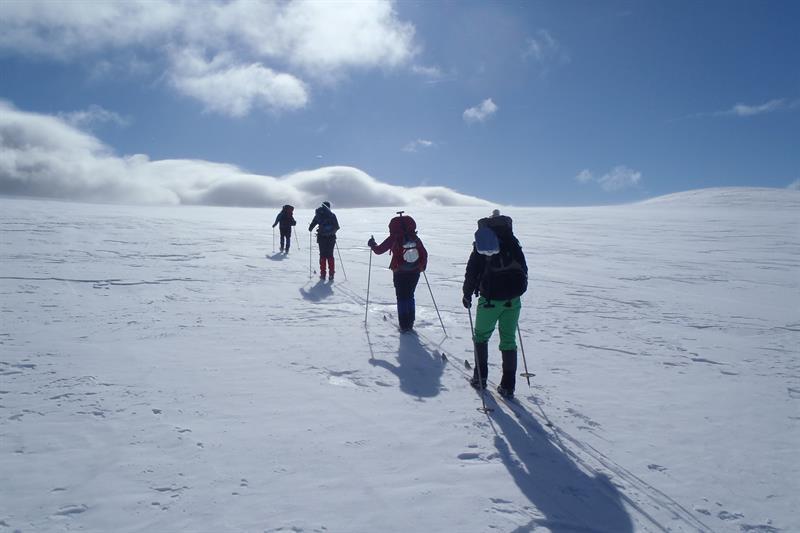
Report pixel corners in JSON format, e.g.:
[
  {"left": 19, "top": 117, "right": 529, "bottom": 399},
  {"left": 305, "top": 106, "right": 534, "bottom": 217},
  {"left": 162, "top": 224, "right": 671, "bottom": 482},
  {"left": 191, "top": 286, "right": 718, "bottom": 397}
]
[{"left": 0, "top": 102, "right": 490, "bottom": 208}]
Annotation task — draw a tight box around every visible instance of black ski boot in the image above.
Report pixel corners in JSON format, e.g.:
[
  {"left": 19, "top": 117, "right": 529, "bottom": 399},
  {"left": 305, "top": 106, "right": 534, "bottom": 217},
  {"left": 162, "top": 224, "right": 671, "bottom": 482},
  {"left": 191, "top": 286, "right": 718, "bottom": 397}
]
[
  {"left": 497, "top": 350, "right": 517, "bottom": 399},
  {"left": 470, "top": 342, "right": 489, "bottom": 390}
]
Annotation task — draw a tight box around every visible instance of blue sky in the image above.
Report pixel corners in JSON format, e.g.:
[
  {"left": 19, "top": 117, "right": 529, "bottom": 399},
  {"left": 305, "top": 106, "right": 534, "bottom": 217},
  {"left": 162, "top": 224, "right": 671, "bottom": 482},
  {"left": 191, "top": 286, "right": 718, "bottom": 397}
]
[{"left": 0, "top": 0, "right": 798, "bottom": 207}]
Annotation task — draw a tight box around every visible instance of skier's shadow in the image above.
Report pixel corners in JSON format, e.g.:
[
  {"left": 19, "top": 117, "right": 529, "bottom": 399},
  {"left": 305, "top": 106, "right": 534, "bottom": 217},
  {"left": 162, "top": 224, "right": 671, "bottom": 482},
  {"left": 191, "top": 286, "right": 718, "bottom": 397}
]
[
  {"left": 299, "top": 280, "right": 333, "bottom": 301},
  {"left": 489, "top": 401, "right": 634, "bottom": 532},
  {"left": 369, "top": 332, "right": 444, "bottom": 399},
  {"left": 266, "top": 252, "right": 287, "bottom": 261}
]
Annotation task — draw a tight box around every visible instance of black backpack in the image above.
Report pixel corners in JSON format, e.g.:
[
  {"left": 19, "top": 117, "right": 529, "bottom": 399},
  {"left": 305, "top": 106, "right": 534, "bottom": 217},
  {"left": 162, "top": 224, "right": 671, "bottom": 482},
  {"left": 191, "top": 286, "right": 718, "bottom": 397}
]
[
  {"left": 318, "top": 212, "right": 337, "bottom": 236},
  {"left": 476, "top": 217, "right": 527, "bottom": 299}
]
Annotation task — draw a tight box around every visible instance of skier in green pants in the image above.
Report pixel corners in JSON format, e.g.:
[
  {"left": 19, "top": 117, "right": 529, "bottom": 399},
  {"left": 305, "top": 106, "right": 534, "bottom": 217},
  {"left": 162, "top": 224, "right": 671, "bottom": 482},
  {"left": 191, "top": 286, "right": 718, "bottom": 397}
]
[{"left": 462, "top": 210, "right": 528, "bottom": 399}]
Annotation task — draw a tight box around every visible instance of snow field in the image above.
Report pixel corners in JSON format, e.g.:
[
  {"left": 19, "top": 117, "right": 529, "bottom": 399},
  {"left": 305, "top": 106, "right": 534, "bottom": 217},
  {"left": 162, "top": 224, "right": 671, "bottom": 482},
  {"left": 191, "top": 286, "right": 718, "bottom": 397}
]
[{"left": 1, "top": 190, "right": 798, "bottom": 532}]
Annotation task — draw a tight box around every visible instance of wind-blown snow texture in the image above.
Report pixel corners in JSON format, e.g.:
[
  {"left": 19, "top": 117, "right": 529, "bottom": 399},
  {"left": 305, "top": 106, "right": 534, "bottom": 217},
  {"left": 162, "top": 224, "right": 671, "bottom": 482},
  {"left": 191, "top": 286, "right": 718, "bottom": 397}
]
[{"left": 1, "top": 188, "right": 798, "bottom": 532}]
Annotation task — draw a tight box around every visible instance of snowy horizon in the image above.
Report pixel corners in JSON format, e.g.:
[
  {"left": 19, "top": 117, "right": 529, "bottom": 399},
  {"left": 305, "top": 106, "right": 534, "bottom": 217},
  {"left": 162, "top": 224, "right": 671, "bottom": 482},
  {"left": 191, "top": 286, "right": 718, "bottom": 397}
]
[{"left": 6, "top": 100, "right": 795, "bottom": 211}]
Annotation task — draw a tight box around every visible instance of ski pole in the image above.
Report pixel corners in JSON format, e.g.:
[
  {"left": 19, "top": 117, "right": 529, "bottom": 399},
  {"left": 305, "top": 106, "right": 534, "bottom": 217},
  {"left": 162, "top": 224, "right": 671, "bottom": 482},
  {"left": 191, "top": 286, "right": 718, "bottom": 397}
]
[
  {"left": 365, "top": 246, "right": 373, "bottom": 325},
  {"left": 294, "top": 230, "right": 301, "bottom": 251},
  {"left": 518, "top": 326, "right": 534, "bottom": 386},
  {"left": 309, "top": 231, "right": 313, "bottom": 276},
  {"left": 335, "top": 241, "right": 347, "bottom": 280},
  {"left": 422, "top": 271, "right": 447, "bottom": 337},
  {"left": 272, "top": 226, "right": 276, "bottom": 253},
  {"left": 468, "top": 308, "right": 493, "bottom": 414}
]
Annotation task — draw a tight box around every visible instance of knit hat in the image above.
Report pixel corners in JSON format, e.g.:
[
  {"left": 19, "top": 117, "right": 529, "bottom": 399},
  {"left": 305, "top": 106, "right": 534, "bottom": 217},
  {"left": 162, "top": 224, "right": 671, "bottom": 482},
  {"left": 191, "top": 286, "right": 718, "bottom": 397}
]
[
  {"left": 322, "top": 201, "right": 331, "bottom": 208},
  {"left": 491, "top": 209, "right": 500, "bottom": 217}
]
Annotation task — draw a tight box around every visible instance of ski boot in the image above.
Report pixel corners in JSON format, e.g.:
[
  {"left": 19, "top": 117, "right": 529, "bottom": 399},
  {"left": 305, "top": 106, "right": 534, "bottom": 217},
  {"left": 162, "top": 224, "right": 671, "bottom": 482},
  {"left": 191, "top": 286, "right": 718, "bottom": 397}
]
[
  {"left": 470, "top": 342, "right": 489, "bottom": 390},
  {"left": 496, "top": 385, "right": 514, "bottom": 400},
  {"left": 497, "top": 349, "right": 517, "bottom": 400},
  {"left": 469, "top": 376, "right": 487, "bottom": 390}
]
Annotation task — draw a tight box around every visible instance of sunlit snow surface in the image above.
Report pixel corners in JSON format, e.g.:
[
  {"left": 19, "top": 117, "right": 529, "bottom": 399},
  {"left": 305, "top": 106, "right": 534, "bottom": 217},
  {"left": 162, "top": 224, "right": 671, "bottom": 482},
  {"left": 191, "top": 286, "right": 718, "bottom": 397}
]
[{"left": 1, "top": 189, "right": 798, "bottom": 532}]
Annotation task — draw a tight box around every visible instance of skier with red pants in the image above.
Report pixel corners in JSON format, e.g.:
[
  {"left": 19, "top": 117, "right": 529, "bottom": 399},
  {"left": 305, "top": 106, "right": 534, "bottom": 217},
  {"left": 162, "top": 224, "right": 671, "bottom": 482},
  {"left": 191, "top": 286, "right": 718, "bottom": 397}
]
[
  {"left": 462, "top": 210, "right": 528, "bottom": 399},
  {"left": 308, "top": 201, "right": 339, "bottom": 281},
  {"left": 368, "top": 212, "right": 428, "bottom": 332}
]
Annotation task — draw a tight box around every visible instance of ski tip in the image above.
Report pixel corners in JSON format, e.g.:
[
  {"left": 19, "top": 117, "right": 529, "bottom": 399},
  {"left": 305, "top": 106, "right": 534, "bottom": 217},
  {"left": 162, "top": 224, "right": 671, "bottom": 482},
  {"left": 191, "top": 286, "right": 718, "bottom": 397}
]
[
  {"left": 441, "top": 352, "right": 448, "bottom": 361},
  {"left": 464, "top": 359, "right": 471, "bottom": 369}
]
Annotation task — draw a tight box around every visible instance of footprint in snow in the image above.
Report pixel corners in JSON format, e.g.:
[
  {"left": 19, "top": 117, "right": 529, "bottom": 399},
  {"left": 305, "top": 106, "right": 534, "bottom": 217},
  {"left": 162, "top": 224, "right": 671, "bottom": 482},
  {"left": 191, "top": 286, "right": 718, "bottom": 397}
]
[
  {"left": 457, "top": 452, "right": 481, "bottom": 460},
  {"left": 53, "top": 504, "right": 88, "bottom": 516},
  {"left": 457, "top": 451, "right": 500, "bottom": 462},
  {"left": 717, "top": 510, "right": 744, "bottom": 521}
]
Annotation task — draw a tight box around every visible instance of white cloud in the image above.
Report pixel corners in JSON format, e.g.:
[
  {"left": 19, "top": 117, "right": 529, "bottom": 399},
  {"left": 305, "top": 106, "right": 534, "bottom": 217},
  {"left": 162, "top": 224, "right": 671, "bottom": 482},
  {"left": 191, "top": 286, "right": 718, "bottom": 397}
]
[
  {"left": 723, "top": 99, "right": 787, "bottom": 117},
  {"left": 599, "top": 166, "right": 641, "bottom": 191},
  {"left": 678, "top": 98, "right": 800, "bottom": 121},
  {"left": 788, "top": 179, "right": 800, "bottom": 191},
  {"left": 577, "top": 166, "right": 642, "bottom": 192},
  {"left": 402, "top": 139, "right": 435, "bottom": 153},
  {"left": 523, "top": 29, "right": 569, "bottom": 72},
  {"left": 0, "top": 0, "right": 417, "bottom": 115},
  {"left": 0, "top": 103, "right": 490, "bottom": 208},
  {"left": 463, "top": 98, "right": 498, "bottom": 124},
  {"left": 0, "top": 1, "right": 183, "bottom": 58},
  {"left": 58, "top": 105, "right": 130, "bottom": 130},
  {"left": 411, "top": 64, "right": 449, "bottom": 83},
  {"left": 168, "top": 50, "right": 309, "bottom": 116},
  {"left": 575, "top": 169, "right": 593, "bottom": 184},
  {"left": 411, "top": 65, "right": 442, "bottom": 77},
  {"left": 265, "top": 0, "right": 416, "bottom": 78}
]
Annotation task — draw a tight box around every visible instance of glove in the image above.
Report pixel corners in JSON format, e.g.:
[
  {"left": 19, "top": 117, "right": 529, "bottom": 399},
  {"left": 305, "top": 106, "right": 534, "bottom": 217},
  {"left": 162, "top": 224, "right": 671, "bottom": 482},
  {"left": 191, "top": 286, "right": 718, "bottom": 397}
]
[
  {"left": 462, "top": 294, "right": 472, "bottom": 309},
  {"left": 272, "top": 223, "right": 277, "bottom": 228},
  {"left": 367, "top": 236, "right": 376, "bottom": 248}
]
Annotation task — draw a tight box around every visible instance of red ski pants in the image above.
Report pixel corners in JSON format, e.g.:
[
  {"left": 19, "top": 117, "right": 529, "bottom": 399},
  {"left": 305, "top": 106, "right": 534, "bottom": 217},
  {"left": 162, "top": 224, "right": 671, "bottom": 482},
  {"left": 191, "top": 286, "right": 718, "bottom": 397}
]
[{"left": 319, "top": 256, "right": 335, "bottom": 275}]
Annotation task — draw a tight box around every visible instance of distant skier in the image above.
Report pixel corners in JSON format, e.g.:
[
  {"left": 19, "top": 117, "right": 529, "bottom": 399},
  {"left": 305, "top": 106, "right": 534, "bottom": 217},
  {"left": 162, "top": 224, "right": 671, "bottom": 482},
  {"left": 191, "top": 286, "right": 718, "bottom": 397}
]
[
  {"left": 308, "top": 201, "right": 340, "bottom": 281},
  {"left": 368, "top": 211, "right": 428, "bottom": 332},
  {"left": 272, "top": 204, "right": 297, "bottom": 254},
  {"left": 462, "top": 209, "right": 528, "bottom": 399}
]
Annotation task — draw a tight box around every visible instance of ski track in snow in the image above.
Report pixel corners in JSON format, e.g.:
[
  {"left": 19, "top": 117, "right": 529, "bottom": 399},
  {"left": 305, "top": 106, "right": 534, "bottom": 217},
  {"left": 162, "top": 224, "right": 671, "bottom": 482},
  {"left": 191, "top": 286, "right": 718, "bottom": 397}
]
[{"left": 1, "top": 193, "right": 798, "bottom": 532}]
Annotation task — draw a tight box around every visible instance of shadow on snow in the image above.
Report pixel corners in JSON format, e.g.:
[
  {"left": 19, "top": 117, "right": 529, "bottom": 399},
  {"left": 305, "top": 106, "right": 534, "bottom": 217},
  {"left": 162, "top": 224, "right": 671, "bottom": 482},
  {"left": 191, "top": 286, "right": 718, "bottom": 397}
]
[
  {"left": 299, "top": 280, "right": 333, "bottom": 301},
  {"left": 489, "top": 400, "right": 634, "bottom": 533},
  {"left": 368, "top": 331, "right": 444, "bottom": 399}
]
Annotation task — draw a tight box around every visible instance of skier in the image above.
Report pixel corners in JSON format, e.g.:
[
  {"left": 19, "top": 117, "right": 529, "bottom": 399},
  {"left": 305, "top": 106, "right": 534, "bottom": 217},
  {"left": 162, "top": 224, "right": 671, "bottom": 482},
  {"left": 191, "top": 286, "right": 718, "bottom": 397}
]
[
  {"left": 462, "top": 209, "right": 528, "bottom": 399},
  {"left": 308, "top": 201, "right": 340, "bottom": 281},
  {"left": 272, "top": 204, "right": 297, "bottom": 254},
  {"left": 367, "top": 211, "right": 428, "bottom": 332}
]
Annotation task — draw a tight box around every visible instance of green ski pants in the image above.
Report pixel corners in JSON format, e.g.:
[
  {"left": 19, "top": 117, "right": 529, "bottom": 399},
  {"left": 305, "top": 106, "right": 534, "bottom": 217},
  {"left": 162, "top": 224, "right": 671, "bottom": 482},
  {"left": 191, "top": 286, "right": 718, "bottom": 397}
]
[{"left": 472, "top": 296, "right": 521, "bottom": 350}]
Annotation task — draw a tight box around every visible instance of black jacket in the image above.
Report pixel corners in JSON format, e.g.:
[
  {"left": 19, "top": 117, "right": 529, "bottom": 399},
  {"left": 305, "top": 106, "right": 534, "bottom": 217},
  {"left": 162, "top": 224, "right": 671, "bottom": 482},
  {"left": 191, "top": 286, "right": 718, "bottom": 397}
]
[
  {"left": 273, "top": 209, "right": 297, "bottom": 231},
  {"left": 308, "top": 205, "right": 340, "bottom": 238},
  {"left": 463, "top": 224, "right": 528, "bottom": 301}
]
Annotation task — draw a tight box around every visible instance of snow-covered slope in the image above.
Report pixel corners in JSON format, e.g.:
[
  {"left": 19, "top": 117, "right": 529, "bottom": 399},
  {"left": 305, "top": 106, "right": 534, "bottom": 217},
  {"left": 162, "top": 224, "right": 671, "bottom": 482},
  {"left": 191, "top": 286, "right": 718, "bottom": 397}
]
[
  {"left": 1, "top": 191, "right": 797, "bottom": 532},
  {"left": 637, "top": 186, "right": 800, "bottom": 209}
]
